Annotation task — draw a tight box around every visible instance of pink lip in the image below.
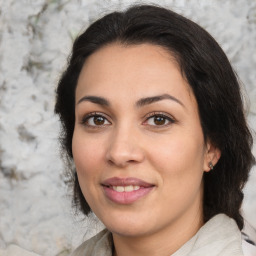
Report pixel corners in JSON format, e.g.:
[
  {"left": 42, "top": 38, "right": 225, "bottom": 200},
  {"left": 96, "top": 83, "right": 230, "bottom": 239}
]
[{"left": 101, "top": 177, "right": 155, "bottom": 205}]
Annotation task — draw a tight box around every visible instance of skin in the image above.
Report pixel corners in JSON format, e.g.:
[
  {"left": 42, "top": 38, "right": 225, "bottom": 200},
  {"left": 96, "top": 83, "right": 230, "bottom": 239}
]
[{"left": 72, "top": 43, "right": 220, "bottom": 256}]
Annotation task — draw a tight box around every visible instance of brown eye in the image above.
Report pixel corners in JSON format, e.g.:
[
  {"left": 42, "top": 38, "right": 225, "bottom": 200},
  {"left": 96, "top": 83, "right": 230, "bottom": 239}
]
[
  {"left": 144, "top": 113, "right": 175, "bottom": 127},
  {"left": 154, "top": 116, "right": 166, "bottom": 125},
  {"left": 82, "top": 113, "right": 111, "bottom": 127},
  {"left": 94, "top": 116, "right": 105, "bottom": 125}
]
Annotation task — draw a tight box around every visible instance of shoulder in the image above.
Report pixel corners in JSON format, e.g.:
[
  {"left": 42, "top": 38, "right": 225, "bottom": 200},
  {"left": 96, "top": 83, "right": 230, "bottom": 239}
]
[
  {"left": 242, "top": 240, "right": 256, "bottom": 256},
  {"left": 70, "top": 229, "right": 113, "bottom": 256},
  {"left": 242, "top": 221, "right": 256, "bottom": 256},
  {"left": 242, "top": 232, "right": 256, "bottom": 256},
  {"left": 178, "top": 214, "right": 244, "bottom": 256}
]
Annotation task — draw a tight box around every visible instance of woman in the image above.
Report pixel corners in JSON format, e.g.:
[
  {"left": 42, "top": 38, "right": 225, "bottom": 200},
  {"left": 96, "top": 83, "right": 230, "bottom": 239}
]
[{"left": 55, "top": 4, "right": 255, "bottom": 256}]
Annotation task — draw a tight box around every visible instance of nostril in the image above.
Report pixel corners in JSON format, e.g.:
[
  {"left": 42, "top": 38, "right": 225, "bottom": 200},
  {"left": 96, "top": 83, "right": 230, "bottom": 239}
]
[
  {"left": 128, "top": 159, "right": 137, "bottom": 163},
  {"left": 107, "top": 159, "right": 116, "bottom": 166}
]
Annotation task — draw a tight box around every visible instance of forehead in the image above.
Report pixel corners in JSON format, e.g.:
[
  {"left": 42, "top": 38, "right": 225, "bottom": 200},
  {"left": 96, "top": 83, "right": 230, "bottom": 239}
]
[{"left": 76, "top": 43, "right": 194, "bottom": 105}]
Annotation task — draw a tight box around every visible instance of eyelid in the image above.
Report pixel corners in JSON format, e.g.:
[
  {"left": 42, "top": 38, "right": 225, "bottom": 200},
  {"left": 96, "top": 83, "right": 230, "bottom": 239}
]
[
  {"left": 143, "top": 111, "right": 176, "bottom": 126},
  {"left": 80, "top": 112, "right": 112, "bottom": 126}
]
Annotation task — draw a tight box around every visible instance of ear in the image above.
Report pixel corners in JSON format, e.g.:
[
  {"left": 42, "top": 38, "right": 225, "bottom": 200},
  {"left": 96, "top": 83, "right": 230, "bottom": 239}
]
[{"left": 203, "top": 140, "right": 221, "bottom": 172}]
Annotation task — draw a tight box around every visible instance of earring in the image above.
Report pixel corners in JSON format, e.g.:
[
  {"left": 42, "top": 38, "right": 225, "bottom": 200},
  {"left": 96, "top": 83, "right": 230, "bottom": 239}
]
[{"left": 209, "top": 162, "right": 214, "bottom": 170}]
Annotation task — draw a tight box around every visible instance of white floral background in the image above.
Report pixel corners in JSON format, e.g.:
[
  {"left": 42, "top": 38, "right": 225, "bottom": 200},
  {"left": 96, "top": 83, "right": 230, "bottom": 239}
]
[{"left": 0, "top": 0, "right": 255, "bottom": 255}]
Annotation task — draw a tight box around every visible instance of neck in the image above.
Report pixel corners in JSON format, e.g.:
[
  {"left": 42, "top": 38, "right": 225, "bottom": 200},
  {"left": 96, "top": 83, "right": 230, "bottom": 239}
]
[{"left": 112, "top": 207, "right": 203, "bottom": 256}]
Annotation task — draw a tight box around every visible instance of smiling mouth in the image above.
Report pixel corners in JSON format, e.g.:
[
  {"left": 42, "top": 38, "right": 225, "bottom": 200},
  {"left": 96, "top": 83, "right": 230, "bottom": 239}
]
[{"left": 101, "top": 177, "right": 155, "bottom": 204}]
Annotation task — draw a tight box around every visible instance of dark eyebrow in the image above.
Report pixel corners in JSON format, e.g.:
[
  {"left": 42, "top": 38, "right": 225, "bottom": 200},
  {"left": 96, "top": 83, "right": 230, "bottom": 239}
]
[
  {"left": 77, "top": 96, "right": 110, "bottom": 106},
  {"left": 136, "top": 94, "right": 184, "bottom": 108},
  {"left": 77, "top": 94, "right": 184, "bottom": 108}
]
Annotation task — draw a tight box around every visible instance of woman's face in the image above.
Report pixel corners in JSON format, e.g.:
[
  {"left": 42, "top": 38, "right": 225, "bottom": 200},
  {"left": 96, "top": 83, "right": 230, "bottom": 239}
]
[{"left": 72, "top": 43, "right": 216, "bottom": 238}]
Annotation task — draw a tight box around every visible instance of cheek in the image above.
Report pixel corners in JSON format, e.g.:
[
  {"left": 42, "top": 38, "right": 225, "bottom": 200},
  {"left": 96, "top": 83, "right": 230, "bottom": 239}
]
[
  {"left": 147, "top": 131, "right": 205, "bottom": 188},
  {"left": 151, "top": 137, "right": 204, "bottom": 167},
  {"left": 72, "top": 131, "right": 106, "bottom": 206},
  {"left": 150, "top": 136, "right": 205, "bottom": 211},
  {"left": 72, "top": 131, "right": 105, "bottom": 178}
]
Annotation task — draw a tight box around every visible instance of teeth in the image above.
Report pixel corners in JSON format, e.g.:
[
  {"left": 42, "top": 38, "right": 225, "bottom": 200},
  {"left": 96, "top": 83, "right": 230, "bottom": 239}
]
[
  {"left": 112, "top": 185, "right": 140, "bottom": 192},
  {"left": 114, "top": 186, "right": 124, "bottom": 192},
  {"left": 124, "top": 185, "right": 133, "bottom": 192}
]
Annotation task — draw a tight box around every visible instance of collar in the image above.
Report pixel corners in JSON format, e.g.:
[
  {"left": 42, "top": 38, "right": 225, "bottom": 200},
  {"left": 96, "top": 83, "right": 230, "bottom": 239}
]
[{"left": 172, "top": 214, "right": 243, "bottom": 256}]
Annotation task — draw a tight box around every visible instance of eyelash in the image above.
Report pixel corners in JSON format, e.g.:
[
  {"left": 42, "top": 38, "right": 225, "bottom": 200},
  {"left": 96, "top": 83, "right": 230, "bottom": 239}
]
[
  {"left": 80, "top": 111, "right": 175, "bottom": 129},
  {"left": 143, "top": 112, "right": 175, "bottom": 127},
  {"left": 80, "top": 112, "right": 111, "bottom": 128}
]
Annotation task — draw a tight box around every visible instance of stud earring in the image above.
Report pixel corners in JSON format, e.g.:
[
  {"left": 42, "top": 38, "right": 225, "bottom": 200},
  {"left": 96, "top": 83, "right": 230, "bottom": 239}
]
[{"left": 209, "top": 162, "right": 214, "bottom": 170}]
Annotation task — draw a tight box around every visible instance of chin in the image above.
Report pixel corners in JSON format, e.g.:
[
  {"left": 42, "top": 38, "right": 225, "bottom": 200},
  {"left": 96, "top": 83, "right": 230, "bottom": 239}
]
[
  {"left": 101, "top": 212, "right": 154, "bottom": 238},
  {"left": 108, "top": 224, "right": 148, "bottom": 238}
]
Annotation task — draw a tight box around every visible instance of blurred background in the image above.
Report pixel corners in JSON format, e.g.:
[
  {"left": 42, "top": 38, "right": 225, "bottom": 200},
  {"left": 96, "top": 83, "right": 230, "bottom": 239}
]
[{"left": 0, "top": 0, "right": 255, "bottom": 255}]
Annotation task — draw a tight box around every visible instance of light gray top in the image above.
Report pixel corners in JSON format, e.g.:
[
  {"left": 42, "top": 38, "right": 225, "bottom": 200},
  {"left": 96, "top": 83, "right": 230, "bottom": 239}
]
[{"left": 70, "top": 214, "right": 244, "bottom": 256}]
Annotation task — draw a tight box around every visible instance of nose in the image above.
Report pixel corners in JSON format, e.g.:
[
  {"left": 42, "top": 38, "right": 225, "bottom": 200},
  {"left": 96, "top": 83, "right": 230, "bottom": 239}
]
[{"left": 105, "top": 126, "right": 145, "bottom": 167}]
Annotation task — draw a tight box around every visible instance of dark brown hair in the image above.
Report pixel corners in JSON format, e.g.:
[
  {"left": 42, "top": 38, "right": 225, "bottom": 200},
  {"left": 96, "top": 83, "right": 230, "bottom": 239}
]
[{"left": 55, "top": 4, "right": 255, "bottom": 230}]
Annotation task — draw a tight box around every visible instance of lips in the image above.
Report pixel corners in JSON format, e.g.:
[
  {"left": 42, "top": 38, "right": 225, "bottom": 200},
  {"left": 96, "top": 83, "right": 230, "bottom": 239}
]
[{"left": 101, "top": 177, "right": 155, "bottom": 204}]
